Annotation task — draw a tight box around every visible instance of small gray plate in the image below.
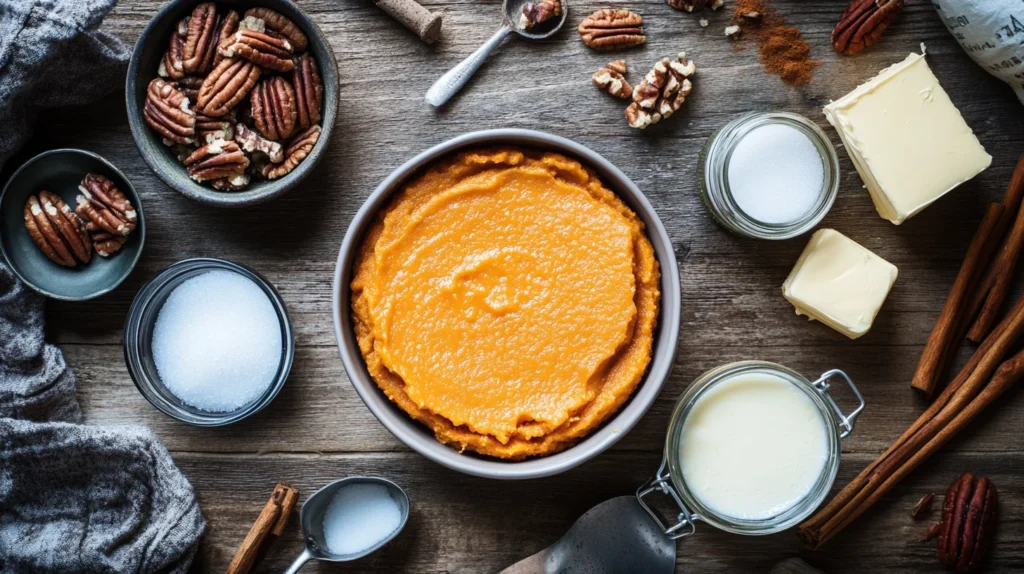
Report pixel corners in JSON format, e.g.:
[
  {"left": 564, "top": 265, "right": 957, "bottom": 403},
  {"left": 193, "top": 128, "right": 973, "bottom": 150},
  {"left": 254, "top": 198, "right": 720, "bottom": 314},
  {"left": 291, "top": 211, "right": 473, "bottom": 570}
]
[{"left": 0, "top": 149, "right": 145, "bottom": 300}]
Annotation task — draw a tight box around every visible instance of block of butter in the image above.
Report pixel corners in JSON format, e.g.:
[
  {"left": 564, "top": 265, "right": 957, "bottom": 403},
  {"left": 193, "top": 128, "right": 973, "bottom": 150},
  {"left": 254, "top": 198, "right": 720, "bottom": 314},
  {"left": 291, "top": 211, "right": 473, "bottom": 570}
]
[
  {"left": 783, "top": 229, "right": 898, "bottom": 339},
  {"left": 824, "top": 50, "right": 992, "bottom": 225}
]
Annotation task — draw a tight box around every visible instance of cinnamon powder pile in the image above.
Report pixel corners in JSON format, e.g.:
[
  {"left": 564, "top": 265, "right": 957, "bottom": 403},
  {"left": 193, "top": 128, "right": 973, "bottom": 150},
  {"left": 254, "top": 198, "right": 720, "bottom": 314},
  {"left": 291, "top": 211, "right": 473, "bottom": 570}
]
[{"left": 733, "top": 0, "right": 817, "bottom": 86}]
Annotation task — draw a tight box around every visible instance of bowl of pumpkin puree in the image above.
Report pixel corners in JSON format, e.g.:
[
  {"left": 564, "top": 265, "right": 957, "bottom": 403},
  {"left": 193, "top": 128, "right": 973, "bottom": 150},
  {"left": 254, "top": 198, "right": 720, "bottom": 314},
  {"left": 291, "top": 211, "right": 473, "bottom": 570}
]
[{"left": 333, "top": 130, "right": 680, "bottom": 479}]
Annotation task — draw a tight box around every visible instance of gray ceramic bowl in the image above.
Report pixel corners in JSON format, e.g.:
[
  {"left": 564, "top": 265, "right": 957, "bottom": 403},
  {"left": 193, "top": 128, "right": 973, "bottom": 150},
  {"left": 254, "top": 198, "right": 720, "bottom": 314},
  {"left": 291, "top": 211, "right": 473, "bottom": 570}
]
[
  {"left": 332, "top": 129, "right": 681, "bottom": 480},
  {"left": 0, "top": 149, "right": 145, "bottom": 300},
  {"left": 126, "top": 0, "right": 338, "bottom": 207}
]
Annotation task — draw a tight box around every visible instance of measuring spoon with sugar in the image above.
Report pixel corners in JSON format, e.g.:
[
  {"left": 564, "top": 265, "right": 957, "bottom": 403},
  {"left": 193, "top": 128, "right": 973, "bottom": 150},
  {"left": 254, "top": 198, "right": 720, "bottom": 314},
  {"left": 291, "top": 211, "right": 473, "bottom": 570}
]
[
  {"left": 283, "top": 477, "right": 410, "bottom": 573},
  {"left": 425, "top": 0, "right": 568, "bottom": 107}
]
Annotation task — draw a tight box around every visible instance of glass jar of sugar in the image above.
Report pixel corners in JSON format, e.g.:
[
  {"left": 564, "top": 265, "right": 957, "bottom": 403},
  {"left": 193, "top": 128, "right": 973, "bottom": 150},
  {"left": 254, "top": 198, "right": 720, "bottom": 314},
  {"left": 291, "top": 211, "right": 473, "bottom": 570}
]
[
  {"left": 637, "top": 361, "right": 864, "bottom": 539},
  {"left": 698, "top": 112, "right": 840, "bottom": 240}
]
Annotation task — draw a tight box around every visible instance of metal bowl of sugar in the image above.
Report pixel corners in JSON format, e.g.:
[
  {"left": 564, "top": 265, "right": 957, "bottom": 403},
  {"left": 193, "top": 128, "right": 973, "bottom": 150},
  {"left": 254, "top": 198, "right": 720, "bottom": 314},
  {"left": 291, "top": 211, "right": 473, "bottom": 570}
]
[{"left": 124, "top": 258, "right": 295, "bottom": 426}]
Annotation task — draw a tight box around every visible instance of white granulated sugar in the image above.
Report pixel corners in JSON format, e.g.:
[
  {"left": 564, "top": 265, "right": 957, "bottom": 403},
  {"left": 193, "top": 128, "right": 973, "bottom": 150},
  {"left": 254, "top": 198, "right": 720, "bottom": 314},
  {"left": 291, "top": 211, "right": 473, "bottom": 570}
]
[
  {"left": 727, "top": 123, "right": 825, "bottom": 225},
  {"left": 322, "top": 483, "right": 403, "bottom": 556},
  {"left": 152, "top": 269, "right": 282, "bottom": 412}
]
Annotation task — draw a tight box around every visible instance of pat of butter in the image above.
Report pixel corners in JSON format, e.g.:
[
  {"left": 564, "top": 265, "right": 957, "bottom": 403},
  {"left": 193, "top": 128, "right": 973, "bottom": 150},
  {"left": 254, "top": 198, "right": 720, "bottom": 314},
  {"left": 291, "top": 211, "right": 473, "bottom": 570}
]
[
  {"left": 783, "top": 229, "right": 898, "bottom": 339},
  {"left": 823, "top": 50, "right": 992, "bottom": 225}
]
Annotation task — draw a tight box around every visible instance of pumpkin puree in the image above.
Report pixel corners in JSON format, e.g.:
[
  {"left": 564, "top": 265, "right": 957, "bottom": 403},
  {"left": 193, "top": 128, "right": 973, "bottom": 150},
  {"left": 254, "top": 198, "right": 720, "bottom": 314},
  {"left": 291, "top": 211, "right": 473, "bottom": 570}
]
[{"left": 351, "top": 148, "right": 660, "bottom": 459}]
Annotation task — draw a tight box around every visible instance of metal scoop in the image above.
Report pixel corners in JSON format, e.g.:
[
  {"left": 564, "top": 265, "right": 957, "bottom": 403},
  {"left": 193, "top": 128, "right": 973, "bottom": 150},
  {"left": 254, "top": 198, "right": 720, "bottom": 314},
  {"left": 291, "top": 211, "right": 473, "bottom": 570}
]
[
  {"left": 425, "top": 0, "right": 568, "bottom": 107},
  {"left": 283, "top": 477, "right": 410, "bottom": 574},
  {"left": 499, "top": 496, "right": 676, "bottom": 574}
]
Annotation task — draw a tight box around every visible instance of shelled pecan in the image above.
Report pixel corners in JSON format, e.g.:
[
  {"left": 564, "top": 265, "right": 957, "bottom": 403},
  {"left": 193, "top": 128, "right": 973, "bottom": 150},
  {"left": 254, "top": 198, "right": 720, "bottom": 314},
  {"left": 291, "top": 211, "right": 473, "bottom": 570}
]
[
  {"left": 263, "top": 125, "right": 319, "bottom": 179},
  {"left": 195, "top": 109, "right": 236, "bottom": 144},
  {"left": 519, "top": 0, "right": 560, "bottom": 29},
  {"left": 196, "top": 57, "right": 261, "bottom": 117},
  {"left": 90, "top": 232, "right": 127, "bottom": 257},
  {"left": 184, "top": 139, "right": 250, "bottom": 181},
  {"left": 292, "top": 53, "right": 322, "bottom": 130},
  {"left": 182, "top": 3, "right": 220, "bottom": 74},
  {"left": 75, "top": 173, "right": 138, "bottom": 237},
  {"left": 251, "top": 76, "right": 297, "bottom": 140},
  {"left": 832, "top": 0, "right": 904, "bottom": 55},
  {"left": 144, "top": 78, "right": 195, "bottom": 145},
  {"left": 626, "top": 52, "right": 696, "bottom": 129},
  {"left": 592, "top": 60, "right": 633, "bottom": 99},
  {"left": 174, "top": 76, "right": 205, "bottom": 102},
  {"left": 244, "top": 7, "right": 307, "bottom": 52},
  {"left": 219, "top": 29, "right": 295, "bottom": 72},
  {"left": 578, "top": 9, "right": 645, "bottom": 51},
  {"left": 158, "top": 18, "right": 188, "bottom": 80},
  {"left": 937, "top": 473, "right": 997, "bottom": 573},
  {"left": 24, "top": 192, "right": 91, "bottom": 267},
  {"left": 235, "top": 122, "right": 283, "bottom": 163},
  {"left": 213, "top": 10, "right": 240, "bottom": 68}
]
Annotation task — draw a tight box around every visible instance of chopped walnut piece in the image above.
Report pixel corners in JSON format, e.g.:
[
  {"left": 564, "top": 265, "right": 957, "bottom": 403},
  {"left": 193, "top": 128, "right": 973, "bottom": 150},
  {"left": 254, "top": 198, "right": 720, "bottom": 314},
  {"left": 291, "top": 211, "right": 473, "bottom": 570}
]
[{"left": 592, "top": 60, "right": 633, "bottom": 100}]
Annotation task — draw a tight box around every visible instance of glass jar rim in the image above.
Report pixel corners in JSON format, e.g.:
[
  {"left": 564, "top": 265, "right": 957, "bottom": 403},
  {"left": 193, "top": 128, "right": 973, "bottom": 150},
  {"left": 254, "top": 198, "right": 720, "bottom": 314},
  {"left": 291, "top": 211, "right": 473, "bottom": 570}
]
[{"left": 663, "top": 361, "right": 842, "bottom": 535}]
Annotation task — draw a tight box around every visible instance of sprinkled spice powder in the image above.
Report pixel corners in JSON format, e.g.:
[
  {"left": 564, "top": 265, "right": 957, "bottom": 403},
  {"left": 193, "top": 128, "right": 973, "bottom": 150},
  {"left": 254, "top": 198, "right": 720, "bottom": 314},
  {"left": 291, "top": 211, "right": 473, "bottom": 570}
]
[{"left": 733, "top": 0, "right": 817, "bottom": 87}]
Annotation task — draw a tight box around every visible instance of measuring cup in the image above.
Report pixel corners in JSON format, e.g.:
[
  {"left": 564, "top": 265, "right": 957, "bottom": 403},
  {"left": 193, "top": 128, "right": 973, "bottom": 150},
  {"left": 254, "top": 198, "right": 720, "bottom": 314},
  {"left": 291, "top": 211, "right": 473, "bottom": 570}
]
[
  {"left": 283, "top": 477, "right": 410, "bottom": 573},
  {"left": 637, "top": 361, "right": 865, "bottom": 539},
  {"left": 425, "top": 0, "right": 569, "bottom": 106}
]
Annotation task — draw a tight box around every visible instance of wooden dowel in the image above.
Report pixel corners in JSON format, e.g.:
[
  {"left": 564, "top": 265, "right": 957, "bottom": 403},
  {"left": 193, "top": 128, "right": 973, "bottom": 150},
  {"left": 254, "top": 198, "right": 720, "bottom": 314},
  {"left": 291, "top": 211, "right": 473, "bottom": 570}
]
[
  {"left": 911, "top": 203, "right": 1005, "bottom": 397},
  {"left": 226, "top": 483, "right": 300, "bottom": 574},
  {"left": 967, "top": 153, "right": 1024, "bottom": 342}
]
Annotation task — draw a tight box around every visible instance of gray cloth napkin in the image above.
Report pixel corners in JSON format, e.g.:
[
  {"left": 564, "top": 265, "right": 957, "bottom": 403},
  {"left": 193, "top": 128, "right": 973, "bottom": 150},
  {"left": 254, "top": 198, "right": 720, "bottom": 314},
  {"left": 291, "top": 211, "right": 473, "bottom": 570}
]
[
  {"left": 0, "top": 268, "right": 205, "bottom": 571},
  {"left": 0, "top": 0, "right": 129, "bottom": 170}
]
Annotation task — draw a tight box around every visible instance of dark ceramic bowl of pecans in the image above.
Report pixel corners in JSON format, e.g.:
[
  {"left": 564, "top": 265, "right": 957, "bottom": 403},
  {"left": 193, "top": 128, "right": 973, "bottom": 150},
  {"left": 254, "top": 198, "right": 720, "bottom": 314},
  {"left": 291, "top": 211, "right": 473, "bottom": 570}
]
[{"left": 126, "top": 0, "right": 338, "bottom": 207}]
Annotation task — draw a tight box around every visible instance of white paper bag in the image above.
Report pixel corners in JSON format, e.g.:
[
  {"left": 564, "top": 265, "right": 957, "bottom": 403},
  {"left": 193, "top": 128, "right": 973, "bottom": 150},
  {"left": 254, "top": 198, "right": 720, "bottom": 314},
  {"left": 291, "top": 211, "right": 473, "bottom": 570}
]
[{"left": 933, "top": 0, "right": 1024, "bottom": 105}]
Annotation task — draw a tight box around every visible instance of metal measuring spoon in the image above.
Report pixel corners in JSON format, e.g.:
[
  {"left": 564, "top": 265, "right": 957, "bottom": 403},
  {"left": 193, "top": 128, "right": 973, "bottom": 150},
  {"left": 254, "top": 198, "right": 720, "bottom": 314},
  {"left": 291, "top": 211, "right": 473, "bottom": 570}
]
[
  {"left": 499, "top": 496, "right": 676, "bottom": 574},
  {"left": 283, "top": 477, "right": 410, "bottom": 574},
  {"left": 425, "top": 0, "right": 568, "bottom": 107}
]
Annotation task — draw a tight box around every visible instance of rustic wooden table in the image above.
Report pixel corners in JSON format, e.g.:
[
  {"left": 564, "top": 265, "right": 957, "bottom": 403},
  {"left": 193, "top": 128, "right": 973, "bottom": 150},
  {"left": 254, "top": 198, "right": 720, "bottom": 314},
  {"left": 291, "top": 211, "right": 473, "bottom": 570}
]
[{"left": 13, "top": 0, "right": 1024, "bottom": 571}]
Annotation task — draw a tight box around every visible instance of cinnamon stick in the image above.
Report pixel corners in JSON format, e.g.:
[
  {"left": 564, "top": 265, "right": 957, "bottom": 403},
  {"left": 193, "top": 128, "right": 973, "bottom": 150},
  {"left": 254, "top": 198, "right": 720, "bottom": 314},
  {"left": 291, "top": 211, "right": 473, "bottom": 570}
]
[
  {"left": 911, "top": 203, "right": 1006, "bottom": 397},
  {"left": 226, "top": 483, "right": 300, "bottom": 574},
  {"left": 798, "top": 294, "right": 1024, "bottom": 549},
  {"left": 967, "top": 153, "right": 1024, "bottom": 342}
]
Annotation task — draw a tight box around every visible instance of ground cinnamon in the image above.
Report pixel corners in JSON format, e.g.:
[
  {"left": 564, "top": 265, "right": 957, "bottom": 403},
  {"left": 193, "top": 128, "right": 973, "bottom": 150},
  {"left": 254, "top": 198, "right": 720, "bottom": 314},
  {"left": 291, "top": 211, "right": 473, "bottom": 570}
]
[{"left": 733, "top": 0, "right": 817, "bottom": 86}]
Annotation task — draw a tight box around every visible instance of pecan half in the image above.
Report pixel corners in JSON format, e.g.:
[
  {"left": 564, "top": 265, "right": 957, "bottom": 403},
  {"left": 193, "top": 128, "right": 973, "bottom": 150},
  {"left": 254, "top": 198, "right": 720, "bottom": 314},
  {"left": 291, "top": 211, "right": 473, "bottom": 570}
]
[
  {"left": 196, "top": 57, "right": 261, "bottom": 117},
  {"left": 182, "top": 3, "right": 220, "bottom": 74},
  {"left": 626, "top": 52, "right": 696, "bottom": 129},
  {"left": 592, "top": 60, "right": 633, "bottom": 100},
  {"left": 183, "top": 139, "right": 250, "bottom": 182},
  {"left": 292, "top": 52, "right": 323, "bottom": 130},
  {"left": 832, "top": 0, "right": 904, "bottom": 55},
  {"left": 90, "top": 232, "right": 127, "bottom": 257},
  {"left": 519, "top": 0, "right": 561, "bottom": 30},
  {"left": 263, "top": 125, "right": 319, "bottom": 179},
  {"left": 144, "top": 78, "right": 195, "bottom": 145},
  {"left": 244, "top": 7, "right": 308, "bottom": 53},
  {"left": 937, "top": 472, "right": 997, "bottom": 573},
  {"left": 24, "top": 192, "right": 90, "bottom": 267},
  {"left": 158, "top": 18, "right": 188, "bottom": 80},
  {"left": 578, "top": 9, "right": 645, "bottom": 51},
  {"left": 219, "top": 29, "right": 295, "bottom": 72},
  {"left": 75, "top": 173, "right": 137, "bottom": 237},
  {"left": 213, "top": 10, "right": 240, "bottom": 68},
  {"left": 174, "top": 76, "right": 205, "bottom": 102},
  {"left": 251, "top": 76, "right": 297, "bottom": 141},
  {"left": 235, "top": 122, "right": 283, "bottom": 163},
  {"left": 195, "top": 109, "right": 236, "bottom": 144}
]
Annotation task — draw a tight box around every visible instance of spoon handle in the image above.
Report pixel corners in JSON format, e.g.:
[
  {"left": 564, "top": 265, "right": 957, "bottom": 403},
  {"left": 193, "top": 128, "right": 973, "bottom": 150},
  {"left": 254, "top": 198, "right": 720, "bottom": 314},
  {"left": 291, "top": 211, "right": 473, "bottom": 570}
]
[
  {"left": 425, "top": 24, "right": 512, "bottom": 107},
  {"left": 282, "top": 548, "right": 314, "bottom": 574}
]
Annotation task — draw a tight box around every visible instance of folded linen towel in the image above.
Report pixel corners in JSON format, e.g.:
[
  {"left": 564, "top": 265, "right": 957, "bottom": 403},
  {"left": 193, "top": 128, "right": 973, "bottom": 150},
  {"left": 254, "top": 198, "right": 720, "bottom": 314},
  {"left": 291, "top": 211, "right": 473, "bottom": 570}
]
[{"left": 0, "top": 264, "right": 204, "bottom": 572}]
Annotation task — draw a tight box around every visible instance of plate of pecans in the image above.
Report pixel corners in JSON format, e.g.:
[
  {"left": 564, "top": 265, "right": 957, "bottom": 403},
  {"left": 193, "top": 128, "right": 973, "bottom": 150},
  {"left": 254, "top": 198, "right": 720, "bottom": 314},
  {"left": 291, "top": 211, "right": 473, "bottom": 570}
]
[{"left": 125, "top": 0, "right": 338, "bottom": 207}]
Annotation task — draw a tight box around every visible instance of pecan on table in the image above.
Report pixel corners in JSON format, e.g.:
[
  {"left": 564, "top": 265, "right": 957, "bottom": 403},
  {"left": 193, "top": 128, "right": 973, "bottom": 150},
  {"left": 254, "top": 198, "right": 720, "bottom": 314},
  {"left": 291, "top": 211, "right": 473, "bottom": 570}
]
[
  {"left": 196, "top": 57, "right": 261, "bottom": 117},
  {"left": 592, "top": 60, "right": 633, "bottom": 100},
  {"left": 578, "top": 9, "right": 645, "bottom": 51},
  {"left": 144, "top": 78, "right": 195, "bottom": 145},
  {"left": 263, "top": 125, "right": 319, "bottom": 179},
  {"left": 183, "top": 139, "right": 250, "bottom": 182},
  {"left": 292, "top": 53, "right": 322, "bottom": 130},
  {"left": 626, "top": 52, "right": 696, "bottom": 129},
  {"left": 219, "top": 29, "right": 295, "bottom": 72},
  {"left": 75, "top": 173, "right": 138, "bottom": 238},
  {"left": 244, "top": 7, "right": 308, "bottom": 53},
  {"left": 251, "top": 76, "right": 297, "bottom": 141},
  {"left": 832, "top": 0, "right": 904, "bottom": 55},
  {"left": 235, "top": 122, "right": 283, "bottom": 164},
  {"left": 936, "top": 473, "right": 997, "bottom": 573},
  {"left": 24, "top": 192, "right": 91, "bottom": 267},
  {"left": 158, "top": 18, "right": 188, "bottom": 80}
]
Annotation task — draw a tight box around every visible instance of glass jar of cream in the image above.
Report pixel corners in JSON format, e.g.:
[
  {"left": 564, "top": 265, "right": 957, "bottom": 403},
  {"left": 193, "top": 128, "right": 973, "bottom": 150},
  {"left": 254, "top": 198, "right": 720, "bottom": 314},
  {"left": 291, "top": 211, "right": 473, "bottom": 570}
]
[
  {"left": 637, "top": 361, "right": 864, "bottom": 538},
  {"left": 698, "top": 112, "right": 840, "bottom": 240}
]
